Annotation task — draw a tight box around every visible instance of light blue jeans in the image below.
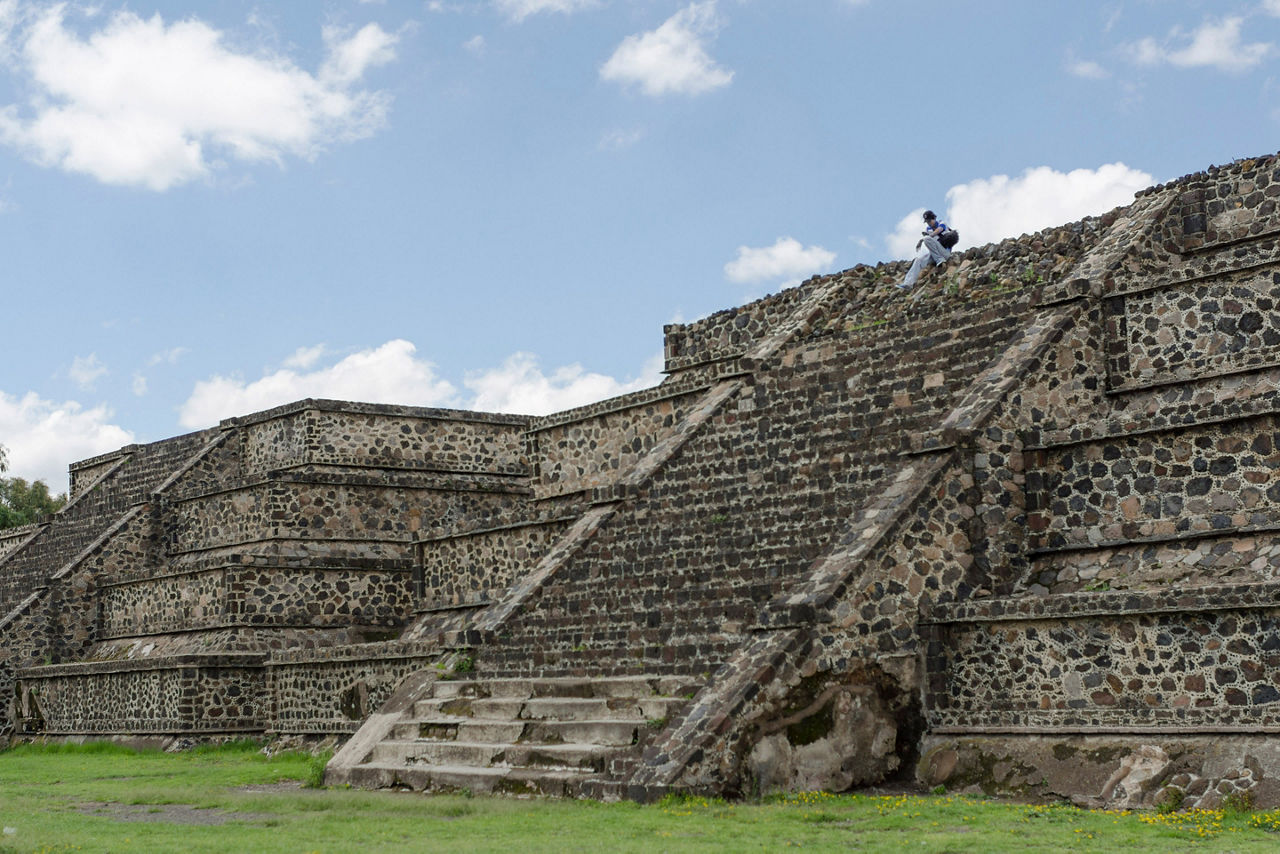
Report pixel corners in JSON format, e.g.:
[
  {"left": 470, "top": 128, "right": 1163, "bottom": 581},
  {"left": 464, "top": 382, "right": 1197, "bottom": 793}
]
[{"left": 900, "top": 236, "right": 951, "bottom": 288}]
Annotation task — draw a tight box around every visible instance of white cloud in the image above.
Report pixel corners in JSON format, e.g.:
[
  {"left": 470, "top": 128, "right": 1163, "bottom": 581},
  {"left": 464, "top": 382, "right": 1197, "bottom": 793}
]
[
  {"left": 600, "top": 1, "right": 733, "bottom": 97},
  {"left": 68, "top": 353, "right": 107, "bottom": 389},
  {"left": 463, "top": 352, "right": 664, "bottom": 415},
  {"left": 177, "top": 339, "right": 457, "bottom": 429},
  {"left": 0, "top": 4, "right": 398, "bottom": 190},
  {"left": 281, "top": 344, "right": 327, "bottom": 370},
  {"left": 1125, "top": 17, "right": 1270, "bottom": 72},
  {"left": 320, "top": 22, "right": 398, "bottom": 86},
  {"left": 1067, "top": 59, "right": 1109, "bottom": 79},
  {"left": 131, "top": 373, "right": 147, "bottom": 396},
  {"left": 1265, "top": 0, "right": 1280, "bottom": 16},
  {"left": 178, "top": 339, "right": 667, "bottom": 427},
  {"left": 724, "top": 237, "right": 836, "bottom": 284},
  {"left": 494, "top": 0, "right": 598, "bottom": 22},
  {"left": 0, "top": 390, "right": 133, "bottom": 492},
  {"left": 886, "top": 163, "right": 1154, "bottom": 258},
  {"left": 463, "top": 34, "right": 486, "bottom": 55},
  {"left": 147, "top": 346, "right": 189, "bottom": 367}
]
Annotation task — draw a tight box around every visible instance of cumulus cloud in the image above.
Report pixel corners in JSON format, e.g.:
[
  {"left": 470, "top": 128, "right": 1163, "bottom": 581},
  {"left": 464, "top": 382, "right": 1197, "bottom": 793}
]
[
  {"left": 463, "top": 35, "right": 486, "bottom": 55},
  {"left": 494, "top": 0, "right": 598, "bottom": 22},
  {"left": 0, "top": 390, "right": 133, "bottom": 492},
  {"left": 177, "top": 340, "right": 458, "bottom": 429},
  {"left": 887, "top": 163, "right": 1154, "bottom": 258},
  {"left": 601, "top": 1, "right": 733, "bottom": 97},
  {"left": 724, "top": 237, "right": 836, "bottom": 284},
  {"left": 68, "top": 353, "right": 107, "bottom": 389},
  {"left": 1265, "top": 0, "right": 1280, "bottom": 16},
  {"left": 463, "top": 352, "right": 664, "bottom": 415},
  {"left": 0, "top": 4, "right": 398, "bottom": 190},
  {"left": 1125, "top": 17, "right": 1270, "bottom": 72},
  {"left": 178, "top": 340, "right": 667, "bottom": 427}
]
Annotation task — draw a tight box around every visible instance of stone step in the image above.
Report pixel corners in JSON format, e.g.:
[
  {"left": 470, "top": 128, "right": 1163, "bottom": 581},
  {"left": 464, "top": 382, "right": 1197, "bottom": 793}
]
[
  {"left": 429, "top": 675, "right": 679, "bottom": 701},
  {"left": 414, "top": 697, "right": 526, "bottom": 720},
  {"left": 346, "top": 762, "right": 597, "bottom": 797},
  {"left": 413, "top": 695, "right": 684, "bottom": 722},
  {"left": 371, "top": 740, "right": 615, "bottom": 771},
  {"left": 390, "top": 719, "right": 526, "bottom": 743},
  {"left": 390, "top": 718, "right": 643, "bottom": 747}
]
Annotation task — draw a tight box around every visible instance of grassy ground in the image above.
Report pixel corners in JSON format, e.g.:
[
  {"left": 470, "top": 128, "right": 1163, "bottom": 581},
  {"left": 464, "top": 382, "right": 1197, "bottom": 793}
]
[{"left": 3, "top": 743, "right": 1280, "bottom": 852}]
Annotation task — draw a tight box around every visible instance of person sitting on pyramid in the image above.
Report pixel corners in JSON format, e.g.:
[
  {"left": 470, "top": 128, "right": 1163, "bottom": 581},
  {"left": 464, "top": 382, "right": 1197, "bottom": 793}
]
[{"left": 897, "top": 210, "right": 955, "bottom": 290}]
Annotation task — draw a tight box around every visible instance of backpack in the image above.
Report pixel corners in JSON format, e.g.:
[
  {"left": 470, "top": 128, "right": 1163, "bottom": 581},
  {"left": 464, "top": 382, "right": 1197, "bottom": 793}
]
[{"left": 938, "top": 229, "right": 959, "bottom": 249}]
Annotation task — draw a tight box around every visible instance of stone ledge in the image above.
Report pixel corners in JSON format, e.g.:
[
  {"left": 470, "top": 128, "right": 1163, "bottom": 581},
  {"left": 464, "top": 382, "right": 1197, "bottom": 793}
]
[
  {"left": 417, "top": 515, "right": 577, "bottom": 545},
  {"left": 1107, "top": 354, "right": 1280, "bottom": 397},
  {"left": 19, "top": 652, "right": 266, "bottom": 678},
  {"left": 527, "top": 378, "right": 711, "bottom": 434},
  {"left": 166, "top": 468, "right": 532, "bottom": 505},
  {"left": 97, "top": 558, "right": 414, "bottom": 590},
  {"left": 220, "top": 398, "right": 532, "bottom": 430},
  {"left": 1027, "top": 520, "right": 1280, "bottom": 558},
  {"left": 924, "top": 580, "right": 1280, "bottom": 625},
  {"left": 268, "top": 639, "right": 440, "bottom": 665}
]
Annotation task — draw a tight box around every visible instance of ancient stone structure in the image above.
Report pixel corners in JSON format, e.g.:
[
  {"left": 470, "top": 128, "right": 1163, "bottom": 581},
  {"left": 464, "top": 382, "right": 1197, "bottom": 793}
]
[{"left": 8, "top": 152, "right": 1280, "bottom": 808}]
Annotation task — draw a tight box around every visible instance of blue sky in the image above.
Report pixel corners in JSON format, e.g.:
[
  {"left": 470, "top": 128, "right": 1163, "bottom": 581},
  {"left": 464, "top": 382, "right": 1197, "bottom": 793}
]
[{"left": 0, "top": 0, "right": 1277, "bottom": 490}]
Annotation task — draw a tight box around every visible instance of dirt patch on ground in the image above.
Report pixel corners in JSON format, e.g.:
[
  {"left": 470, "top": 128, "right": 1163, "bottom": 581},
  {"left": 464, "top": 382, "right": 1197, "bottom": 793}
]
[
  {"left": 236, "top": 781, "right": 306, "bottom": 794},
  {"left": 76, "top": 802, "right": 274, "bottom": 826}
]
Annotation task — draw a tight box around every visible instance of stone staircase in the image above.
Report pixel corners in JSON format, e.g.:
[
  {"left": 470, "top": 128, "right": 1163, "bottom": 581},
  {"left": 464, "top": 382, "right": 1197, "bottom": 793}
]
[{"left": 341, "top": 675, "right": 695, "bottom": 797}]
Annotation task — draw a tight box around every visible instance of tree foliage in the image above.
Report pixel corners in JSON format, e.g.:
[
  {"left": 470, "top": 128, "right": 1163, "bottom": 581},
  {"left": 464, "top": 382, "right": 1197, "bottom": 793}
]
[{"left": 0, "top": 444, "right": 67, "bottom": 529}]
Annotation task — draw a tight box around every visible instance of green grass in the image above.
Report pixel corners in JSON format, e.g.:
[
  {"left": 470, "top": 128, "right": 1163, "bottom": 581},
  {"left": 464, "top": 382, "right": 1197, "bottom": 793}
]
[{"left": 3, "top": 745, "right": 1280, "bottom": 852}]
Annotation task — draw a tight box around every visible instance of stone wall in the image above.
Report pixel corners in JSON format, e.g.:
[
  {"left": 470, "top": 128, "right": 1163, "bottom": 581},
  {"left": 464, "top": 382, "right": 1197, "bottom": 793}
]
[
  {"left": 67, "top": 450, "right": 129, "bottom": 499},
  {"left": 1027, "top": 530, "right": 1280, "bottom": 596},
  {"left": 232, "top": 401, "right": 529, "bottom": 477},
  {"left": 267, "top": 642, "right": 439, "bottom": 734},
  {"left": 527, "top": 383, "right": 708, "bottom": 500},
  {"left": 18, "top": 655, "right": 265, "bottom": 734},
  {"left": 164, "top": 476, "right": 515, "bottom": 552},
  {"left": 663, "top": 285, "right": 811, "bottom": 374},
  {"left": 1168, "top": 154, "right": 1280, "bottom": 253},
  {"left": 924, "top": 586, "right": 1280, "bottom": 731},
  {"left": 1105, "top": 265, "right": 1280, "bottom": 391},
  {"left": 1025, "top": 414, "right": 1280, "bottom": 552},
  {"left": 0, "top": 524, "right": 41, "bottom": 563},
  {"left": 417, "top": 517, "right": 574, "bottom": 611},
  {"left": 97, "top": 561, "right": 414, "bottom": 639}
]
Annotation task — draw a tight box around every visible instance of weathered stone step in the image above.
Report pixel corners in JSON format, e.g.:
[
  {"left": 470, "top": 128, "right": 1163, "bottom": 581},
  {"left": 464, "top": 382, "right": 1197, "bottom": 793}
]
[
  {"left": 414, "top": 697, "right": 526, "bottom": 720},
  {"left": 391, "top": 719, "right": 526, "bottom": 743},
  {"left": 414, "top": 695, "right": 684, "bottom": 722},
  {"left": 371, "top": 740, "right": 614, "bottom": 771},
  {"left": 346, "top": 762, "right": 597, "bottom": 797},
  {"left": 391, "top": 717, "right": 643, "bottom": 746},
  {"left": 430, "top": 676, "right": 680, "bottom": 700}
]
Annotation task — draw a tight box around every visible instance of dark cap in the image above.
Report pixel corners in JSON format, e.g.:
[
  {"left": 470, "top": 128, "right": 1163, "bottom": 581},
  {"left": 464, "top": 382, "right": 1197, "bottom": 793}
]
[{"left": 922, "top": 210, "right": 937, "bottom": 221}]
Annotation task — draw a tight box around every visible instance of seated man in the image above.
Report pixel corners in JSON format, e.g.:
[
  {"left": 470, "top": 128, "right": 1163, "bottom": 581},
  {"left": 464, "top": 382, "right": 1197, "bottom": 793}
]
[{"left": 897, "top": 210, "right": 951, "bottom": 290}]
